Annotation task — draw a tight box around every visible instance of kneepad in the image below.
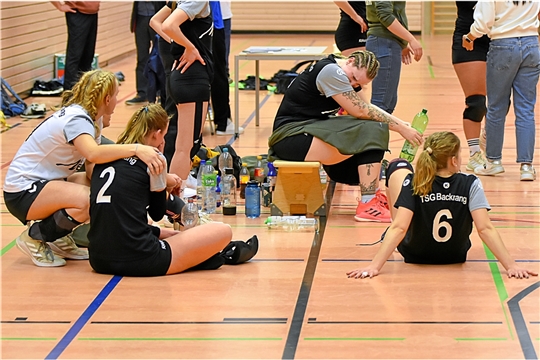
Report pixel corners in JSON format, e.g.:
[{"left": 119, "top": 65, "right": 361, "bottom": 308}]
[{"left": 463, "top": 95, "right": 486, "bottom": 122}]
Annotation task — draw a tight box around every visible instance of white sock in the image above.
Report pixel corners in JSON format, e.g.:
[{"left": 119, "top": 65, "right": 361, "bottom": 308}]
[{"left": 361, "top": 193, "right": 376, "bottom": 203}]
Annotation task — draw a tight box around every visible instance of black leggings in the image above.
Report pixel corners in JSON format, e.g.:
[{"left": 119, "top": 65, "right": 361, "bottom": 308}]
[{"left": 272, "top": 133, "right": 385, "bottom": 185}]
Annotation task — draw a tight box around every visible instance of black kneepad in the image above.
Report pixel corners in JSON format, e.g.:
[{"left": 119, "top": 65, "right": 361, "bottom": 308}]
[
  {"left": 166, "top": 194, "right": 185, "bottom": 223},
  {"left": 463, "top": 95, "right": 486, "bottom": 122}
]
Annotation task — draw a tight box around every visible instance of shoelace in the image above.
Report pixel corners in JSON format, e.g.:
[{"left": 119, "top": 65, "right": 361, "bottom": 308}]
[{"left": 38, "top": 242, "right": 55, "bottom": 262}]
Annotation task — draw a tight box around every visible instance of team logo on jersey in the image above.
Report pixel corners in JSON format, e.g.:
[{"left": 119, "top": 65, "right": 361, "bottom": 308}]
[
  {"left": 158, "top": 240, "right": 166, "bottom": 250},
  {"left": 56, "top": 159, "right": 84, "bottom": 171},
  {"left": 403, "top": 179, "right": 410, "bottom": 187},
  {"left": 443, "top": 182, "right": 450, "bottom": 189},
  {"left": 336, "top": 68, "right": 345, "bottom": 76},
  {"left": 28, "top": 184, "right": 37, "bottom": 193}
]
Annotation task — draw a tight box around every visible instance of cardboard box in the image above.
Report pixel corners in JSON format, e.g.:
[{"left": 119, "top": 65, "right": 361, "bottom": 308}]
[{"left": 54, "top": 54, "right": 99, "bottom": 79}]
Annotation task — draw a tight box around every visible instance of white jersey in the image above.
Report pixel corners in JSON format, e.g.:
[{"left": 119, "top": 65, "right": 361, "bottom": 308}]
[{"left": 4, "top": 105, "right": 101, "bottom": 193}]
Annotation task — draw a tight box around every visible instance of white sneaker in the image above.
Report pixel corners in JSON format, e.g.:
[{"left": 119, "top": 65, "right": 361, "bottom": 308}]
[
  {"left": 474, "top": 159, "right": 505, "bottom": 176},
  {"left": 184, "top": 174, "right": 197, "bottom": 190},
  {"left": 216, "top": 119, "right": 244, "bottom": 136},
  {"left": 466, "top": 151, "right": 486, "bottom": 171},
  {"left": 520, "top": 164, "right": 536, "bottom": 181},
  {"left": 16, "top": 229, "right": 66, "bottom": 267},
  {"left": 49, "top": 234, "right": 89, "bottom": 260}
]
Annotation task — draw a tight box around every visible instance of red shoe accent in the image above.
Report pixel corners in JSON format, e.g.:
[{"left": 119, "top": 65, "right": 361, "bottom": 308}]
[{"left": 354, "top": 196, "right": 391, "bottom": 223}]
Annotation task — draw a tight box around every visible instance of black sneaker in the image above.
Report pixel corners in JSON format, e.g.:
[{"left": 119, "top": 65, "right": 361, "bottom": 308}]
[{"left": 125, "top": 96, "right": 147, "bottom": 105}]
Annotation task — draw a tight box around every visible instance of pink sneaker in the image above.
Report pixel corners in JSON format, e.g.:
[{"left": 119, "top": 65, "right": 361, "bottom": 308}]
[{"left": 354, "top": 195, "right": 391, "bottom": 223}]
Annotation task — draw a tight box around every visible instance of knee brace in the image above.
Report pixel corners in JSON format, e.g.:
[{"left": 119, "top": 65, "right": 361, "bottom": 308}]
[{"left": 463, "top": 95, "right": 486, "bottom": 122}]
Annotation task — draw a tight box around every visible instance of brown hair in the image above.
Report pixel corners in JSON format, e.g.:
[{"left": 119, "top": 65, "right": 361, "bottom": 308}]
[
  {"left": 117, "top": 104, "right": 169, "bottom": 145},
  {"left": 412, "top": 131, "right": 461, "bottom": 196},
  {"left": 336, "top": 50, "right": 380, "bottom": 80}
]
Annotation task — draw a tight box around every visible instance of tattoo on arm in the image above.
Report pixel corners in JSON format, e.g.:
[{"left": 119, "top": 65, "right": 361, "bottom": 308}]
[{"left": 342, "top": 90, "right": 399, "bottom": 127}]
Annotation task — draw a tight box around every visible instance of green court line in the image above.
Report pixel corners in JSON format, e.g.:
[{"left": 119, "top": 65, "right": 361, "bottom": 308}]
[
  {"left": 483, "top": 243, "right": 514, "bottom": 340},
  {"left": 304, "top": 337, "right": 405, "bottom": 341},
  {"left": 455, "top": 337, "right": 507, "bottom": 341},
  {"left": 1, "top": 337, "right": 57, "bottom": 341},
  {"left": 0, "top": 240, "right": 15, "bottom": 256},
  {"left": 78, "top": 337, "right": 281, "bottom": 341}
]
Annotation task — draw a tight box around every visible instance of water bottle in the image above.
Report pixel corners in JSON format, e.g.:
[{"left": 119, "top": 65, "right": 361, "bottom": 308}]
[
  {"left": 196, "top": 160, "right": 206, "bottom": 210},
  {"left": 254, "top": 155, "right": 265, "bottom": 184},
  {"left": 244, "top": 180, "right": 260, "bottom": 218},
  {"left": 239, "top": 162, "right": 250, "bottom": 199},
  {"left": 399, "top": 109, "right": 429, "bottom": 162},
  {"left": 221, "top": 167, "right": 237, "bottom": 216},
  {"left": 265, "top": 216, "right": 319, "bottom": 232},
  {"left": 215, "top": 174, "right": 222, "bottom": 212},
  {"left": 202, "top": 163, "right": 217, "bottom": 214},
  {"left": 181, "top": 197, "right": 199, "bottom": 231},
  {"left": 319, "top": 165, "right": 327, "bottom": 189},
  {"left": 267, "top": 162, "right": 277, "bottom": 192},
  {"left": 218, "top": 147, "right": 233, "bottom": 177}
]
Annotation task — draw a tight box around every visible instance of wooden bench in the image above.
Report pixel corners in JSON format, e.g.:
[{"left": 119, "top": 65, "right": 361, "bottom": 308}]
[{"left": 270, "top": 160, "right": 326, "bottom": 217}]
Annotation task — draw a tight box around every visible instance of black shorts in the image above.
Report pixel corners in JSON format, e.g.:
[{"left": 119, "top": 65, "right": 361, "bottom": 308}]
[
  {"left": 385, "top": 158, "right": 414, "bottom": 188},
  {"left": 323, "top": 150, "right": 384, "bottom": 186},
  {"left": 4, "top": 179, "right": 49, "bottom": 224},
  {"left": 335, "top": 18, "right": 367, "bottom": 51},
  {"left": 451, "top": 32, "right": 490, "bottom": 64},
  {"left": 89, "top": 238, "right": 172, "bottom": 277},
  {"left": 169, "top": 62, "right": 211, "bottom": 104},
  {"left": 272, "top": 133, "right": 314, "bottom": 161}
]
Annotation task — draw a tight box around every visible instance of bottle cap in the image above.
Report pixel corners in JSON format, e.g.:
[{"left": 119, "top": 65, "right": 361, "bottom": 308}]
[
  {"left": 223, "top": 148, "right": 228, "bottom": 153},
  {"left": 247, "top": 180, "right": 258, "bottom": 186}
]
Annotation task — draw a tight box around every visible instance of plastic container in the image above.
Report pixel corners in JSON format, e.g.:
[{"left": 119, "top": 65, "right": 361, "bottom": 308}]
[
  {"left": 181, "top": 197, "right": 199, "bottom": 230},
  {"left": 265, "top": 216, "right": 319, "bottom": 232},
  {"left": 221, "top": 168, "right": 237, "bottom": 216},
  {"left": 254, "top": 155, "right": 265, "bottom": 184},
  {"left": 218, "top": 148, "right": 233, "bottom": 176},
  {"left": 239, "top": 162, "right": 250, "bottom": 199},
  {"left": 244, "top": 180, "right": 261, "bottom": 218},
  {"left": 196, "top": 159, "right": 206, "bottom": 210},
  {"left": 399, "top": 109, "right": 429, "bottom": 162},
  {"left": 267, "top": 162, "right": 277, "bottom": 191},
  {"left": 202, "top": 163, "right": 217, "bottom": 214}
]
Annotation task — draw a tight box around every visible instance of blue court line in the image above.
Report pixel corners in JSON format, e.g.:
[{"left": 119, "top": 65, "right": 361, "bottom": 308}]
[
  {"left": 45, "top": 275, "right": 122, "bottom": 359},
  {"left": 508, "top": 281, "right": 540, "bottom": 360}
]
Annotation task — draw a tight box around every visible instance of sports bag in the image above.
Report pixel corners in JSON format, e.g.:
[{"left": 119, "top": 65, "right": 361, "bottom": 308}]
[
  {"left": 1, "top": 77, "right": 27, "bottom": 117},
  {"left": 271, "top": 60, "right": 315, "bottom": 94}
]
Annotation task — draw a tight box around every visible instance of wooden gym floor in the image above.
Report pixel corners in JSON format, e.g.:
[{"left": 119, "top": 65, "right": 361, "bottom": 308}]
[{"left": 1, "top": 34, "right": 539, "bottom": 359}]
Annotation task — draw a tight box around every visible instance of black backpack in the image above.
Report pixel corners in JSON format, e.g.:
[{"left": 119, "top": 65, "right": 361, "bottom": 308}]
[
  {"left": 1, "top": 77, "right": 27, "bottom": 117},
  {"left": 270, "top": 60, "right": 315, "bottom": 94}
]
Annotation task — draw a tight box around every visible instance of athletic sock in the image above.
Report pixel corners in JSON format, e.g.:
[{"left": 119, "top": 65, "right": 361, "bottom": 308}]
[
  {"left": 467, "top": 138, "right": 480, "bottom": 156},
  {"left": 29, "top": 209, "right": 81, "bottom": 242},
  {"left": 361, "top": 193, "right": 376, "bottom": 203}
]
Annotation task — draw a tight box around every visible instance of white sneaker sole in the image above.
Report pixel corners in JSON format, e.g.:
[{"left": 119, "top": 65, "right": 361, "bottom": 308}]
[
  {"left": 16, "top": 237, "right": 66, "bottom": 267},
  {"left": 49, "top": 241, "right": 89, "bottom": 260}
]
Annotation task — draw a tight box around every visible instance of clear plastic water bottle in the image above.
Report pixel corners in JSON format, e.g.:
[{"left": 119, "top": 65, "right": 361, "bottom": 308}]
[
  {"left": 400, "top": 109, "right": 429, "bottom": 162},
  {"left": 265, "top": 216, "right": 319, "bottom": 232},
  {"left": 254, "top": 155, "right": 265, "bottom": 184},
  {"left": 181, "top": 197, "right": 199, "bottom": 231},
  {"left": 244, "top": 180, "right": 260, "bottom": 218},
  {"left": 202, "top": 163, "right": 217, "bottom": 214},
  {"left": 221, "top": 168, "right": 237, "bottom": 216},
  {"left": 218, "top": 147, "right": 233, "bottom": 177},
  {"left": 239, "top": 162, "right": 250, "bottom": 199},
  {"left": 196, "top": 159, "right": 206, "bottom": 210},
  {"left": 267, "top": 162, "right": 277, "bottom": 192}
]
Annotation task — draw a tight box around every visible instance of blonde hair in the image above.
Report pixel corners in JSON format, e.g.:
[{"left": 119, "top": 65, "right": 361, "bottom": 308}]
[
  {"left": 61, "top": 70, "right": 117, "bottom": 120},
  {"left": 336, "top": 50, "right": 380, "bottom": 80},
  {"left": 412, "top": 131, "right": 461, "bottom": 197},
  {"left": 117, "top": 104, "right": 169, "bottom": 145}
]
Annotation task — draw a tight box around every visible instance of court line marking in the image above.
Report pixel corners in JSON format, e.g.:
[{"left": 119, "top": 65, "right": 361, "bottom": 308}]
[
  {"left": 508, "top": 281, "right": 540, "bottom": 360},
  {"left": 45, "top": 275, "right": 122, "bottom": 360},
  {"left": 77, "top": 337, "right": 282, "bottom": 341},
  {"left": 282, "top": 180, "right": 335, "bottom": 360}
]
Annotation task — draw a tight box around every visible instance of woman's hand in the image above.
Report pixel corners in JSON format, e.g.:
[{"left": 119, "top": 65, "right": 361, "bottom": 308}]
[
  {"left": 398, "top": 123, "right": 423, "bottom": 146},
  {"left": 506, "top": 267, "right": 538, "bottom": 279},
  {"left": 347, "top": 267, "right": 380, "bottom": 279},
  {"left": 354, "top": 15, "right": 368, "bottom": 32},
  {"left": 137, "top": 144, "right": 167, "bottom": 175},
  {"left": 408, "top": 38, "right": 423, "bottom": 62},
  {"left": 462, "top": 34, "right": 475, "bottom": 51},
  {"left": 173, "top": 46, "right": 205, "bottom": 73},
  {"left": 166, "top": 173, "right": 183, "bottom": 195},
  {"left": 401, "top": 47, "right": 413, "bottom": 65},
  {"left": 160, "top": 228, "right": 180, "bottom": 239}
]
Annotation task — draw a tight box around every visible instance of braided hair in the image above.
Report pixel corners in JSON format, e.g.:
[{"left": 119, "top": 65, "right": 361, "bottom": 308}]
[{"left": 335, "top": 50, "right": 380, "bottom": 80}]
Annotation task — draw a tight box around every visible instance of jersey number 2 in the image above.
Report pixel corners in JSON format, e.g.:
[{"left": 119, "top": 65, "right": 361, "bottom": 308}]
[
  {"left": 433, "top": 209, "right": 452, "bottom": 242},
  {"left": 96, "top": 166, "right": 115, "bottom": 204}
]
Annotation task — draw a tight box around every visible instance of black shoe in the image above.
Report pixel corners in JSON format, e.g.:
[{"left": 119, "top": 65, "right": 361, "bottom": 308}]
[
  {"left": 125, "top": 96, "right": 147, "bottom": 105},
  {"left": 220, "top": 235, "right": 259, "bottom": 265}
]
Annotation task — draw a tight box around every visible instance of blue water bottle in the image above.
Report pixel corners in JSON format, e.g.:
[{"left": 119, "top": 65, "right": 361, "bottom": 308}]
[{"left": 245, "top": 180, "right": 261, "bottom": 218}]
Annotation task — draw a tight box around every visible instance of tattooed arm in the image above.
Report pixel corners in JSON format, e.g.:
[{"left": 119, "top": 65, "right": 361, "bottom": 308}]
[{"left": 333, "top": 90, "right": 423, "bottom": 146}]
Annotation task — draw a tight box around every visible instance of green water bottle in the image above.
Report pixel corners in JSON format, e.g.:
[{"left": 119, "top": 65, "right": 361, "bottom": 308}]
[{"left": 399, "top": 109, "right": 429, "bottom": 162}]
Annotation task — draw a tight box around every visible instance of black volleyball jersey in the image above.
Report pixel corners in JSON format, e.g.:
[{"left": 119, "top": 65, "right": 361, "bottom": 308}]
[
  {"left": 395, "top": 172, "right": 490, "bottom": 264},
  {"left": 273, "top": 55, "right": 347, "bottom": 130},
  {"left": 88, "top": 157, "right": 167, "bottom": 263},
  {"left": 167, "top": 1, "right": 214, "bottom": 78}
]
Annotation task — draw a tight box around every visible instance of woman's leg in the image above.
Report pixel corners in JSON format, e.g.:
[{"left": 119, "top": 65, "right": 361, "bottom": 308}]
[
  {"left": 166, "top": 222, "right": 232, "bottom": 274},
  {"left": 169, "top": 101, "right": 208, "bottom": 179},
  {"left": 27, "top": 181, "right": 90, "bottom": 223}
]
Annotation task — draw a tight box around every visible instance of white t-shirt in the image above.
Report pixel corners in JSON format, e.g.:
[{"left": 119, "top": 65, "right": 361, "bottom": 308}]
[{"left": 4, "top": 104, "right": 101, "bottom": 193}]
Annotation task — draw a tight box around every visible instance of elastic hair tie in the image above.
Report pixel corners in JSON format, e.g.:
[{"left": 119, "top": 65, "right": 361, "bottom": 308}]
[{"left": 425, "top": 147, "right": 433, "bottom": 155}]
